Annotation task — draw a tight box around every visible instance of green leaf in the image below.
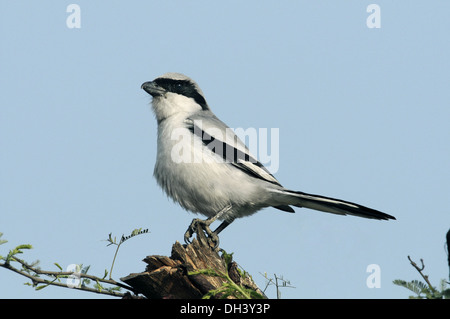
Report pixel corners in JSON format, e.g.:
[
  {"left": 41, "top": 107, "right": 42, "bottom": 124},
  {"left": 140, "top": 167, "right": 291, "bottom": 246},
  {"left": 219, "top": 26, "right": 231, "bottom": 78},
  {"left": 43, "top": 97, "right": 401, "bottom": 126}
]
[
  {"left": 393, "top": 279, "right": 431, "bottom": 298},
  {"left": 35, "top": 284, "right": 48, "bottom": 291},
  {"left": 188, "top": 268, "right": 226, "bottom": 279},
  {"left": 0, "top": 233, "right": 7, "bottom": 245},
  {"left": 54, "top": 263, "right": 63, "bottom": 271},
  {"left": 120, "top": 228, "right": 150, "bottom": 243},
  {"left": 442, "top": 288, "right": 450, "bottom": 299},
  {"left": 15, "top": 244, "right": 32, "bottom": 251},
  {"left": 106, "top": 285, "right": 122, "bottom": 293},
  {"left": 94, "top": 280, "right": 103, "bottom": 292},
  {"left": 221, "top": 250, "right": 233, "bottom": 266},
  {"left": 81, "top": 278, "right": 91, "bottom": 287},
  {"left": 249, "top": 290, "right": 265, "bottom": 299}
]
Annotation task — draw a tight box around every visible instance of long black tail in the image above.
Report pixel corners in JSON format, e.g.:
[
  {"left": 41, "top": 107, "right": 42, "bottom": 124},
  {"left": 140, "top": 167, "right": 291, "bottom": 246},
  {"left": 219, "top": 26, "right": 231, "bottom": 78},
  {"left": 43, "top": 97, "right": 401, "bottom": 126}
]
[{"left": 273, "top": 189, "right": 396, "bottom": 221}]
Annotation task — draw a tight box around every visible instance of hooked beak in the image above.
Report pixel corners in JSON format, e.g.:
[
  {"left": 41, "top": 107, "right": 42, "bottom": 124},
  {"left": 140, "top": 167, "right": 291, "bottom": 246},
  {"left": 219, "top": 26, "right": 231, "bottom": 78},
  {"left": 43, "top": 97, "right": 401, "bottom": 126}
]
[{"left": 141, "top": 81, "right": 166, "bottom": 97}]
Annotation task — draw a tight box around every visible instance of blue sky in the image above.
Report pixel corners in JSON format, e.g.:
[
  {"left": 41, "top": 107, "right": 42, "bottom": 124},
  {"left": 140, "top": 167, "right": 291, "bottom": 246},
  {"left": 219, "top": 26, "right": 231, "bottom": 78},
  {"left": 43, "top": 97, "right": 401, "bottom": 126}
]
[{"left": 1, "top": 1, "right": 449, "bottom": 299}]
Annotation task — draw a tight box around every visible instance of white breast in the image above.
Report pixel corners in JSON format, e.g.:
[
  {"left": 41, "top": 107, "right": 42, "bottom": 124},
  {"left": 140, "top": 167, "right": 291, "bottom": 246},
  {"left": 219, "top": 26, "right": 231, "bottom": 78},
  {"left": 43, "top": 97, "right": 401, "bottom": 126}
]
[{"left": 153, "top": 115, "right": 266, "bottom": 219}]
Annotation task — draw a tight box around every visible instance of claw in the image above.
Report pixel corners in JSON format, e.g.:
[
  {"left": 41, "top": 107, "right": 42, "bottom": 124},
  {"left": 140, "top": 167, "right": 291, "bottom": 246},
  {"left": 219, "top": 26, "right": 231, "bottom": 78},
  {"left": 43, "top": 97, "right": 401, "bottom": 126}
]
[
  {"left": 184, "top": 230, "right": 193, "bottom": 245},
  {"left": 184, "top": 218, "right": 200, "bottom": 245},
  {"left": 183, "top": 218, "right": 219, "bottom": 250},
  {"left": 183, "top": 205, "right": 233, "bottom": 251},
  {"left": 211, "top": 234, "right": 220, "bottom": 251}
]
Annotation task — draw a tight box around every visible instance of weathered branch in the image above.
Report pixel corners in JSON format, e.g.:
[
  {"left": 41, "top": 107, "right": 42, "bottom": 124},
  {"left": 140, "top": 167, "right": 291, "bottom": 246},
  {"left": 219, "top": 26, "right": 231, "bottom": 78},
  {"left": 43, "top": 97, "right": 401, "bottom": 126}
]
[
  {"left": 0, "top": 257, "right": 133, "bottom": 297},
  {"left": 1, "top": 230, "right": 265, "bottom": 299},
  {"left": 121, "top": 230, "right": 266, "bottom": 299}
]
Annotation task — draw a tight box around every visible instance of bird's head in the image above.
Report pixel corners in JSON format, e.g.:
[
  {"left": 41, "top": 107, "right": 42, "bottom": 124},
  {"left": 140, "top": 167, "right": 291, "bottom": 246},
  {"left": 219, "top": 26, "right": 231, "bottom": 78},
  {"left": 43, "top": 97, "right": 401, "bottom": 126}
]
[{"left": 141, "top": 73, "right": 209, "bottom": 122}]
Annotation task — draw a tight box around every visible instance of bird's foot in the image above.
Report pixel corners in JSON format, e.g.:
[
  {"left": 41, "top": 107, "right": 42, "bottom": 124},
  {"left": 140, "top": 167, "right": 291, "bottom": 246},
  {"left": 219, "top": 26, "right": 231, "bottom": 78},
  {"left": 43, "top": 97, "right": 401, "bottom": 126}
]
[
  {"left": 184, "top": 218, "right": 220, "bottom": 250},
  {"left": 183, "top": 205, "right": 233, "bottom": 251}
]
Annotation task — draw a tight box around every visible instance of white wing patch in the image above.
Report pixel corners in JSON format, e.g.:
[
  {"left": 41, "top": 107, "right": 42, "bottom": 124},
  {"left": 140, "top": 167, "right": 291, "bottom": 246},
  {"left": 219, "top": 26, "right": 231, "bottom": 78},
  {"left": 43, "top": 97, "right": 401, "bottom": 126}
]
[{"left": 185, "top": 118, "right": 282, "bottom": 186}]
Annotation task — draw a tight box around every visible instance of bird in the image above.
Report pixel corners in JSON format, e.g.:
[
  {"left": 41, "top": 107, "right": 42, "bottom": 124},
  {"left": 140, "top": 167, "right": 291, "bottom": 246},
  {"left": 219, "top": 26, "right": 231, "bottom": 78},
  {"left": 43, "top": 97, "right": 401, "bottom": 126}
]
[{"left": 141, "top": 72, "right": 395, "bottom": 248}]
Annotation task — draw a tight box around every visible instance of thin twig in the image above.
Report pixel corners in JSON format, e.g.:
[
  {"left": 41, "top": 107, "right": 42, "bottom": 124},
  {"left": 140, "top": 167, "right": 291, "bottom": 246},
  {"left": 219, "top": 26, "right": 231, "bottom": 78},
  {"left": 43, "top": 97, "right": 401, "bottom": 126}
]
[
  {"left": 259, "top": 272, "right": 295, "bottom": 299},
  {"left": 0, "top": 257, "right": 136, "bottom": 297},
  {"left": 109, "top": 238, "right": 123, "bottom": 280},
  {"left": 407, "top": 255, "right": 437, "bottom": 293}
]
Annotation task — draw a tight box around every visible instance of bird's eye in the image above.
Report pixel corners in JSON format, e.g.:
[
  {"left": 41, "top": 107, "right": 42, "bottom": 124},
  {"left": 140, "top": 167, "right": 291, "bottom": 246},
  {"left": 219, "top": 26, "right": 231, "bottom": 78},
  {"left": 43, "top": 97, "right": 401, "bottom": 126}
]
[{"left": 174, "top": 83, "right": 184, "bottom": 92}]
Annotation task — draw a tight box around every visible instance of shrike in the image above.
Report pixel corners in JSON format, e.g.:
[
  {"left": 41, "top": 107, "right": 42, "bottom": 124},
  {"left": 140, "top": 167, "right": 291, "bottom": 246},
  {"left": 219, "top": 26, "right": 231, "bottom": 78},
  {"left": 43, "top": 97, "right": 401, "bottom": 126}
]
[{"left": 141, "top": 73, "right": 395, "bottom": 248}]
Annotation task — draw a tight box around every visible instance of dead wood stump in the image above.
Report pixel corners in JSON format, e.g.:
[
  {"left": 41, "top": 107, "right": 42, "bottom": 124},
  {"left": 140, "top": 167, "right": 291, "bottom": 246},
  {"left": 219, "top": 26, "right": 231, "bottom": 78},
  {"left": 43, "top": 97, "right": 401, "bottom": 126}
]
[{"left": 121, "top": 230, "right": 266, "bottom": 299}]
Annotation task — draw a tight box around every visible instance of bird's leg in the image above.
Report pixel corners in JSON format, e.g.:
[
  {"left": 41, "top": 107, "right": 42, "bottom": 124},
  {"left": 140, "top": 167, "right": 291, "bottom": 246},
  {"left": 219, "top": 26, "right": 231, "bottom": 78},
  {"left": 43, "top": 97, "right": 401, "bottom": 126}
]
[
  {"left": 184, "top": 204, "right": 232, "bottom": 249},
  {"left": 213, "top": 218, "right": 234, "bottom": 235}
]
